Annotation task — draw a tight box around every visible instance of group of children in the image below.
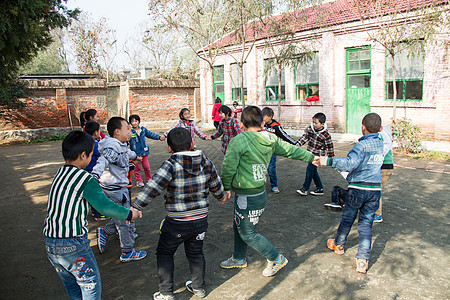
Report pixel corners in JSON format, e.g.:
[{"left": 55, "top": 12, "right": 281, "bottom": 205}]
[{"left": 44, "top": 105, "right": 393, "bottom": 299}]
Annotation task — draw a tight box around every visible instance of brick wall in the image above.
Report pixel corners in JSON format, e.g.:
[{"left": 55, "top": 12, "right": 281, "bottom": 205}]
[{"left": 0, "top": 77, "right": 201, "bottom": 132}]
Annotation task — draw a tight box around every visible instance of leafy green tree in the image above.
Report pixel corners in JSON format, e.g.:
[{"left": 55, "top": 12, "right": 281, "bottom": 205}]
[
  {"left": 19, "top": 31, "right": 68, "bottom": 74},
  {"left": 0, "top": 0, "right": 78, "bottom": 106}
]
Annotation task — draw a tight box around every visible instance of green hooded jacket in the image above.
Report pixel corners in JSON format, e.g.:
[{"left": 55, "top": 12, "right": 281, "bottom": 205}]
[{"left": 221, "top": 130, "right": 314, "bottom": 194}]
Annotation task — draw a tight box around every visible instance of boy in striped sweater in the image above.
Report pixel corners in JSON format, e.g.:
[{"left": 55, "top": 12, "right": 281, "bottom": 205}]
[
  {"left": 43, "top": 131, "right": 142, "bottom": 299},
  {"left": 318, "top": 113, "right": 384, "bottom": 274},
  {"left": 133, "top": 128, "right": 225, "bottom": 300}
]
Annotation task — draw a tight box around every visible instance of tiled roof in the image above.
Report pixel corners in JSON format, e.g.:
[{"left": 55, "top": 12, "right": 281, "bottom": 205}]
[{"left": 206, "top": 0, "right": 447, "bottom": 50}]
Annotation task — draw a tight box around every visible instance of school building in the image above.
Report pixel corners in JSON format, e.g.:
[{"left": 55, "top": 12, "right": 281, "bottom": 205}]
[{"left": 198, "top": 0, "right": 450, "bottom": 140}]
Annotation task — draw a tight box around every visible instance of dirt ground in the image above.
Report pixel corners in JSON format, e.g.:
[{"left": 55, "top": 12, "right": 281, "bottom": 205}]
[{"left": 0, "top": 131, "right": 449, "bottom": 300}]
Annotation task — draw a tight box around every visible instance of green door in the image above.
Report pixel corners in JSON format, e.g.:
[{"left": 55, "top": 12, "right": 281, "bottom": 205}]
[
  {"left": 214, "top": 65, "right": 225, "bottom": 103},
  {"left": 346, "top": 48, "right": 371, "bottom": 134}
]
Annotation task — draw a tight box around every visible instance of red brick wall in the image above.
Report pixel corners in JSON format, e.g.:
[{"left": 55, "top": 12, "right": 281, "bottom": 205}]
[
  {"left": 67, "top": 88, "right": 109, "bottom": 127},
  {"left": 128, "top": 87, "right": 197, "bottom": 122}
]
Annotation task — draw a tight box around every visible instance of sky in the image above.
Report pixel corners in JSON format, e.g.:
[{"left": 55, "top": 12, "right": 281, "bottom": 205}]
[{"left": 66, "top": 0, "right": 152, "bottom": 69}]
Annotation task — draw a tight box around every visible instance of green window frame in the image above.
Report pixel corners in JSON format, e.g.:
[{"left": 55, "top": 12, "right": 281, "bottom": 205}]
[
  {"left": 346, "top": 47, "right": 371, "bottom": 88},
  {"left": 295, "top": 52, "right": 319, "bottom": 101},
  {"left": 264, "top": 59, "right": 285, "bottom": 101},
  {"left": 385, "top": 44, "right": 424, "bottom": 101},
  {"left": 230, "top": 63, "right": 247, "bottom": 102},
  {"left": 213, "top": 65, "right": 224, "bottom": 103}
]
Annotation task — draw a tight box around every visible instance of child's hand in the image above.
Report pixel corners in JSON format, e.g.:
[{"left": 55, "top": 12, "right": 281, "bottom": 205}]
[
  {"left": 134, "top": 156, "right": 143, "bottom": 163},
  {"left": 319, "top": 156, "right": 327, "bottom": 166},
  {"left": 129, "top": 207, "right": 142, "bottom": 223},
  {"left": 160, "top": 135, "right": 166, "bottom": 141},
  {"left": 205, "top": 136, "right": 212, "bottom": 141},
  {"left": 312, "top": 156, "right": 321, "bottom": 167},
  {"left": 221, "top": 191, "right": 231, "bottom": 203}
]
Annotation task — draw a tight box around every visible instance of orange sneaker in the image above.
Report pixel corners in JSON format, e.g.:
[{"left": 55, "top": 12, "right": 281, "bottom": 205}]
[
  {"left": 327, "top": 238, "right": 344, "bottom": 255},
  {"left": 356, "top": 258, "right": 369, "bottom": 273}
]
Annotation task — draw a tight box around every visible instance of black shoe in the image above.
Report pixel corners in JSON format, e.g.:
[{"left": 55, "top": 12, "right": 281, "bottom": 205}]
[
  {"left": 296, "top": 188, "right": 308, "bottom": 196},
  {"left": 324, "top": 202, "right": 343, "bottom": 211},
  {"left": 310, "top": 188, "right": 324, "bottom": 196}
]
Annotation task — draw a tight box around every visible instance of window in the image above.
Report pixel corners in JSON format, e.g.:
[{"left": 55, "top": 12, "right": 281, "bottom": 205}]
[
  {"left": 386, "top": 44, "right": 424, "bottom": 101},
  {"left": 231, "top": 63, "right": 247, "bottom": 102},
  {"left": 213, "top": 65, "right": 224, "bottom": 102},
  {"left": 295, "top": 52, "right": 319, "bottom": 100},
  {"left": 265, "top": 59, "right": 285, "bottom": 101}
]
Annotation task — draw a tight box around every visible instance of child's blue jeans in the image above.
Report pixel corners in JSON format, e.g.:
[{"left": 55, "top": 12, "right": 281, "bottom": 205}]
[
  {"left": 45, "top": 235, "right": 101, "bottom": 300},
  {"left": 267, "top": 155, "right": 278, "bottom": 188},
  {"left": 103, "top": 188, "right": 135, "bottom": 253},
  {"left": 303, "top": 162, "right": 323, "bottom": 190},
  {"left": 334, "top": 188, "right": 381, "bottom": 260},
  {"left": 156, "top": 217, "right": 208, "bottom": 296}
]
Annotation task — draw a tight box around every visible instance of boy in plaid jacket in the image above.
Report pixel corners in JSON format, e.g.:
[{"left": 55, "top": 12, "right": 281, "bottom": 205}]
[
  {"left": 296, "top": 112, "right": 334, "bottom": 196},
  {"left": 133, "top": 127, "right": 225, "bottom": 300},
  {"left": 210, "top": 105, "right": 242, "bottom": 154}
]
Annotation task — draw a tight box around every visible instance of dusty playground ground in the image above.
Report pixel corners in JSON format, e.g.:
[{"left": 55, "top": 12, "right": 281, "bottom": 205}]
[{"left": 0, "top": 131, "right": 449, "bottom": 300}]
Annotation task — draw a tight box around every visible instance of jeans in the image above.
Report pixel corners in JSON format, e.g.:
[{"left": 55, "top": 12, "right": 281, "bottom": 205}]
[
  {"left": 335, "top": 188, "right": 381, "bottom": 260},
  {"left": 233, "top": 191, "right": 279, "bottom": 262},
  {"left": 331, "top": 186, "right": 347, "bottom": 206},
  {"left": 45, "top": 235, "right": 101, "bottom": 300},
  {"left": 267, "top": 155, "right": 278, "bottom": 188},
  {"left": 302, "top": 162, "right": 323, "bottom": 190},
  {"left": 134, "top": 155, "right": 152, "bottom": 183},
  {"left": 157, "top": 217, "right": 208, "bottom": 295},
  {"left": 103, "top": 188, "right": 135, "bottom": 253}
]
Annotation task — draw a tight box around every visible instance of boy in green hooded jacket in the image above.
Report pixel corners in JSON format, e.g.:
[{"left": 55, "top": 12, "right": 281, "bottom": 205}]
[{"left": 220, "top": 106, "right": 317, "bottom": 277}]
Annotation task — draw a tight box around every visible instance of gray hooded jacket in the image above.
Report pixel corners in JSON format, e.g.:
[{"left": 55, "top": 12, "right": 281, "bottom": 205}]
[{"left": 92, "top": 136, "right": 137, "bottom": 189}]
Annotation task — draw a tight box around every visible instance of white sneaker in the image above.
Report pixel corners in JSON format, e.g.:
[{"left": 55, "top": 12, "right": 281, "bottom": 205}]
[
  {"left": 262, "top": 254, "right": 288, "bottom": 277},
  {"left": 136, "top": 182, "right": 145, "bottom": 187}
]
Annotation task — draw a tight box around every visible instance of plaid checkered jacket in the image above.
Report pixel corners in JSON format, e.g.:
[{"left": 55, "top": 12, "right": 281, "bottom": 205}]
[
  {"left": 211, "top": 117, "right": 242, "bottom": 154},
  {"left": 297, "top": 124, "right": 335, "bottom": 157},
  {"left": 164, "top": 120, "right": 207, "bottom": 148},
  {"left": 133, "top": 150, "right": 224, "bottom": 220}
]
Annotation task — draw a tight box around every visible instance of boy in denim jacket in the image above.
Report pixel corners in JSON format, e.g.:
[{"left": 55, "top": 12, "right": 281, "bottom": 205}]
[{"left": 318, "top": 113, "right": 383, "bottom": 273}]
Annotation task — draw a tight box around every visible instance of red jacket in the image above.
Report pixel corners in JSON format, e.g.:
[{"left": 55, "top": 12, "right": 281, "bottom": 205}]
[{"left": 212, "top": 103, "right": 222, "bottom": 122}]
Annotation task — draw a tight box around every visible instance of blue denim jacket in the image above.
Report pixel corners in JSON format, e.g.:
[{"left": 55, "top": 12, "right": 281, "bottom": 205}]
[
  {"left": 328, "top": 133, "right": 383, "bottom": 186},
  {"left": 130, "top": 126, "right": 160, "bottom": 156}
]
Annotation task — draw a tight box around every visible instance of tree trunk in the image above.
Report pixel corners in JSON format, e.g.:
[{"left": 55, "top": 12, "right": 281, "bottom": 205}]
[
  {"left": 391, "top": 53, "right": 397, "bottom": 122},
  {"left": 277, "top": 63, "right": 282, "bottom": 121},
  {"left": 239, "top": 63, "right": 245, "bottom": 108},
  {"left": 210, "top": 65, "right": 215, "bottom": 105}
]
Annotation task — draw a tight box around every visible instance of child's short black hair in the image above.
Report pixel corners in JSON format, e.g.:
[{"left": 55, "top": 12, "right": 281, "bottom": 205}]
[
  {"left": 84, "top": 121, "right": 100, "bottom": 136},
  {"left": 313, "top": 112, "right": 326, "bottom": 124},
  {"left": 233, "top": 101, "right": 238, "bottom": 106},
  {"left": 179, "top": 108, "right": 190, "bottom": 120},
  {"left": 62, "top": 131, "right": 94, "bottom": 162},
  {"left": 218, "top": 105, "right": 232, "bottom": 117},
  {"left": 241, "top": 106, "right": 263, "bottom": 128},
  {"left": 107, "top": 117, "right": 127, "bottom": 137},
  {"left": 262, "top": 107, "right": 274, "bottom": 117},
  {"left": 129, "top": 114, "right": 140, "bottom": 123},
  {"left": 362, "top": 113, "right": 382, "bottom": 133},
  {"left": 167, "top": 127, "right": 192, "bottom": 152}
]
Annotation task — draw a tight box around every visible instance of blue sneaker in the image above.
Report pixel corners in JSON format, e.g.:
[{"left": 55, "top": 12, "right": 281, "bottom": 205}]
[
  {"left": 271, "top": 187, "right": 280, "bottom": 194},
  {"left": 96, "top": 227, "right": 108, "bottom": 254},
  {"left": 120, "top": 249, "right": 147, "bottom": 262},
  {"left": 374, "top": 215, "right": 383, "bottom": 223}
]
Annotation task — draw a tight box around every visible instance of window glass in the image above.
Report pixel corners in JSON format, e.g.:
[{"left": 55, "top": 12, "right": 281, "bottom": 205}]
[
  {"left": 215, "top": 84, "right": 224, "bottom": 93},
  {"left": 386, "top": 46, "right": 424, "bottom": 80},
  {"left": 348, "top": 75, "right": 370, "bottom": 88},
  {"left": 387, "top": 81, "right": 403, "bottom": 99},
  {"left": 405, "top": 80, "right": 423, "bottom": 100},
  {"left": 295, "top": 53, "right": 319, "bottom": 83},
  {"left": 214, "top": 66, "right": 224, "bottom": 82}
]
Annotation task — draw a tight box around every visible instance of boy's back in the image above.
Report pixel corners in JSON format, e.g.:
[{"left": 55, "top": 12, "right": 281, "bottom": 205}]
[
  {"left": 134, "top": 149, "right": 224, "bottom": 219},
  {"left": 222, "top": 130, "right": 313, "bottom": 195}
]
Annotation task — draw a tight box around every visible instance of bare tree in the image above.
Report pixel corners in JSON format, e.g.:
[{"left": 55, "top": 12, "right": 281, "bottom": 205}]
[
  {"left": 148, "top": 0, "right": 234, "bottom": 103},
  {"left": 354, "top": 0, "right": 447, "bottom": 121}
]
